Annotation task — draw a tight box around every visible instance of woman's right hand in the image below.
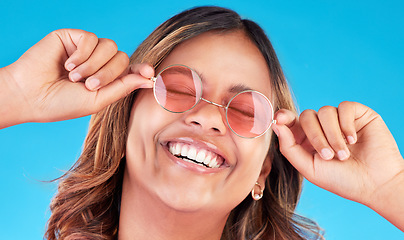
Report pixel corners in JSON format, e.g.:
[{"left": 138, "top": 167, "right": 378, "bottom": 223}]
[{"left": 0, "top": 29, "right": 154, "bottom": 128}]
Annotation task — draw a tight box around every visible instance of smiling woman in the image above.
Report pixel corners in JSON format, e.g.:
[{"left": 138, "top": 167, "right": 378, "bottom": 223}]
[
  {"left": 44, "top": 7, "right": 321, "bottom": 239},
  {"left": 0, "top": 5, "right": 403, "bottom": 240},
  {"left": 123, "top": 30, "right": 304, "bottom": 239}
]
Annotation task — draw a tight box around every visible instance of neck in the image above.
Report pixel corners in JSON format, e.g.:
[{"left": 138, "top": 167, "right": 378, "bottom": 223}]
[{"left": 118, "top": 171, "right": 229, "bottom": 240}]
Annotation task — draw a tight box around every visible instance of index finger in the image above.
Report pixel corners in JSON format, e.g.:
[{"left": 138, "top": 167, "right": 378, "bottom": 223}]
[
  {"left": 130, "top": 63, "right": 155, "bottom": 79},
  {"left": 338, "top": 101, "right": 358, "bottom": 144},
  {"left": 274, "top": 109, "right": 306, "bottom": 145},
  {"left": 272, "top": 113, "right": 314, "bottom": 178}
]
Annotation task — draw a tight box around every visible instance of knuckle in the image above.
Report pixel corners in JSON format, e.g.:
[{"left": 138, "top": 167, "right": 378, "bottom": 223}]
[
  {"left": 81, "top": 62, "right": 97, "bottom": 74},
  {"left": 50, "top": 29, "right": 60, "bottom": 36},
  {"left": 338, "top": 101, "right": 352, "bottom": 109},
  {"left": 300, "top": 109, "right": 315, "bottom": 118},
  {"left": 87, "top": 32, "right": 98, "bottom": 40},
  {"left": 339, "top": 121, "right": 352, "bottom": 132},
  {"left": 101, "top": 68, "right": 115, "bottom": 82},
  {"left": 130, "top": 63, "right": 142, "bottom": 73},
  {"left": 318, "top": 105, "right": 336, "bottom": 119},
  {"left": 51, "top": 29, "right": 68, "bottom": 39},
  {"left": 300, "top": 109, "right": 316, "bottom": 123},
  {"left": 310, "top": 134, "right": 326, "bottom": 148},
  {"left": 117, "top": 51, "right": 129, "bottom": 65},
  {"left": 318, "top": 105, "right": 335, "bottom": 113},
  {"left": 121, "top": 79, "right": 132, "bottom": 97},
  {"left": 84, "top": 32, "right": 98, "bottom": 44},
  {"left": 327, "top": 134, "right": 346, "bottom": 149},
  {"left": 103, "top": 38, "right": 118, "bottom": 52}
]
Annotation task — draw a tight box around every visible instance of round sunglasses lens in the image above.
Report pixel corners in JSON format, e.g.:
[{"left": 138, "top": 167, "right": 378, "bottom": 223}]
[
  {"left": 154, "top": 65, "right": 202, "bottom": 113},
  {"left": 226, "top": 91, "right": 273, "bottom": 138}
]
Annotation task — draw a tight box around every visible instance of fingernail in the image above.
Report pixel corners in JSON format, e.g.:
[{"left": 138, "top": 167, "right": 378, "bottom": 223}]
[
  {"left": 347, "top": 136, "right": 356, "bottom": 144},
  {"left": 66, "top": 63, "right": 76, "bottom": 71},
  {"left": 337, "top": 150, "right": 349, "bottom": 160},
  {"left": 87, "top": 78, "right": 100, "bottom": 90},
  {"left": 321, "top": 148, "right": 333, "bottom": 160},
  {"left": 71, "top": 72, "right": 82, "bottom": 82}
]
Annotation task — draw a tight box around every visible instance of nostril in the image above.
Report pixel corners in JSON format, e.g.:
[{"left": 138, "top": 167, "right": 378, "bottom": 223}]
[
  {"left": 185, "top": 107, "right": 227, "bottom": 135},
  {"left": 190, "top": 121, "right": 220, "bottom": 132},
  {"left": 212, "top": 127, "right": 220, "bottom": 132},
  {"left": 190, "top": 121, "right": 201, "bottom": 126}
]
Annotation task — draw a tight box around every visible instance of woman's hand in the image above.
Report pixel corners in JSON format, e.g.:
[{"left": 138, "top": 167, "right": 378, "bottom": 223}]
[
  {"left": 0, "top": 29, "right": 154, "bottom": 128},
  {"left": 273, "top": 102, "right": 404, "bottom": 230}
]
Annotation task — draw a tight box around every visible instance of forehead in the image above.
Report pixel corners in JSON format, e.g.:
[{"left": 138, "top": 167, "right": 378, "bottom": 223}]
[{"left": 158, "top": 30, "right": 272, "bottom": 97}]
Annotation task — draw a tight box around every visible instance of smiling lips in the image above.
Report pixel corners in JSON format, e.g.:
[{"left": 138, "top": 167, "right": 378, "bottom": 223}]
[{"left": 167, "top": 142, "right": 225, "bottom": 169}]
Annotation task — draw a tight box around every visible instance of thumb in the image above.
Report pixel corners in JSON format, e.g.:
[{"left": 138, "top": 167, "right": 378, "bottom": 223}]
[{"left": 89, "top": 73, "right": 153, "bottom": 112}]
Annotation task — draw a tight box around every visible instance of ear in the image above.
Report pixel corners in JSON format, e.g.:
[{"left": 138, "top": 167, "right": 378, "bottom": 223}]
[{"left": 257, "top": 155, "right": 272, "bottom": 189}]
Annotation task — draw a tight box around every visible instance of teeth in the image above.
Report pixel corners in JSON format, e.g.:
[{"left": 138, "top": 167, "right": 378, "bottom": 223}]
[
  {"left": 181, "top": 144, "right": 189, "bottom": 157},
  {"left": 208, "top": 157, "right": 217, "bottom": 168},
  {"left": 173, "top": 143, "right": 181, "bottom": 155},
  {"left": 188, "top": 147, "right": 197, "bottom": 160},
  {"left": 196, "top": 150, "right": 206, "bottom": 163},
  {"left": 168, "top": 142, "right": 222, "bottom": 168},
  {"left": 203, "top": 154, "right": 212, "bottom": 165}
]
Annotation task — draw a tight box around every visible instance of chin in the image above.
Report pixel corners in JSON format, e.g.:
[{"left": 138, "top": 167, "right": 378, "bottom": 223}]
[{"left": 156, "top": 185, "right": 215, "bottom": 213}]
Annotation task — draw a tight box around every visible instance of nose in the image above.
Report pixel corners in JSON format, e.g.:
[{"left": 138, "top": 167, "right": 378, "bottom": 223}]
[{"left": 184, "top": 99, "right": 227, "bottom": 136}]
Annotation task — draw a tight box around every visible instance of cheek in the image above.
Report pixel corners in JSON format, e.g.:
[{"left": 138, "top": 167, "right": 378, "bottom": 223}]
[
  {"left": 221, "top": 137, "right": 272, "bottom": 205},
  {"left": 237, "top": 135, "right": 271, "bottom": 171},
  {"left": 240, "top": 137, "right": 271, "bottom": 178},
  {"left": 126, "top": 91, "right": 171, "bottom": 159},
  {"left": 125, "top": 90, "right": 180, "bottom": 188}
]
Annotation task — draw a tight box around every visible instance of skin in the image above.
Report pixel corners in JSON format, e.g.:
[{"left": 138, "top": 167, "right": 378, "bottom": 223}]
[
  {"left": 0, "top": 28, "right": 403, "bottom": 238},
  {"left": 120, "top": 31, "right": 273, "bottom": 240},
  {"left": 0, "top": 29, "right": 153, "bottom": 129},
  {"left": 273, "top": 105, "right": 404, "bottom": 229}
]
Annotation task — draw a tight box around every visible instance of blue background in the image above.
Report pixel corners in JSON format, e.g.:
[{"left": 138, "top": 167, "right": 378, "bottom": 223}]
[{"left": 0, "top": 0, "right": 403, "bottom": 239}]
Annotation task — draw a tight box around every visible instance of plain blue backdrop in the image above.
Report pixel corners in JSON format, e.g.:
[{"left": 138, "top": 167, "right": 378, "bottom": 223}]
[{"left": 0, "top": 0, "right": 403, "bottom": 239}]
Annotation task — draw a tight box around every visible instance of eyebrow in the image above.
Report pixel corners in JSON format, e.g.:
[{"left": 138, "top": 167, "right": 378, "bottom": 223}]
[
  {"left": 194, "top": 69, "right": 254, "bottom": 93},
  {"left": 228, "top": 83, "right": 253, "bottom": 93}
]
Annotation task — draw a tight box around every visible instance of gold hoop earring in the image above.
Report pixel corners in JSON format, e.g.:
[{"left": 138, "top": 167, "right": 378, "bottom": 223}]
[{"left": 251, "top": 182, "right": 263, "bottom": 200}]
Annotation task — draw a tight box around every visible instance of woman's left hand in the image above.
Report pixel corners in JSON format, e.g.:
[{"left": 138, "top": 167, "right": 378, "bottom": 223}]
[{"left": 273, "top": 101, "right": 404, "bottom": 229}]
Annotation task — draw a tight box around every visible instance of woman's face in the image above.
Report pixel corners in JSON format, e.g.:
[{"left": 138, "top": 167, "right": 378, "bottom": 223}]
[{"left": 125, "top": 30, "right": 273, "bottom": 215}]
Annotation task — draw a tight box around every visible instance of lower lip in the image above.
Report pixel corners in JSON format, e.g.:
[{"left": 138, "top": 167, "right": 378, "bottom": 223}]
[{"left": 162, "top": 144, "right": 226, "bottom": 174}]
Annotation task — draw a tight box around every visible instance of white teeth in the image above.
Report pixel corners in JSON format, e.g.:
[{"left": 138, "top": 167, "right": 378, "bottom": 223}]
[
  {"left": 196, "top": 150, "right": 206, "bottom": 163},
  {"left": 208, "top": 157, "right": 217, "bottom": 168},
  {"left": 173, "top": 143, "right": 181, "bottom": 155},
  {"left": 203, "top": 154, "right": 212, "bottom": 165},
  {"left": 188, "top": 147, "right": 197, "bottom": 160},
  {"left": 168, "top": 142, "right": 222, "bottom": 168},
  {"left": 181, "top": 144, "right": 189, "bottom": 157}
]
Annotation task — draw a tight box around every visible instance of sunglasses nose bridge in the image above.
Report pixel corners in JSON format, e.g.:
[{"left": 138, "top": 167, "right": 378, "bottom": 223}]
[{"left": 200, "top": 98, "right": 226, "bottom": 109}]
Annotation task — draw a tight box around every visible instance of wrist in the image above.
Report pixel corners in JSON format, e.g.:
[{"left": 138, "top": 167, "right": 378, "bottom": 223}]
[
  {"left": 369, "top": 167, "right": 404, "bottom": 209},
  {"left": 0, "top": 65, "right": 30, "bottom": 128},
  {"left": 368, "top": 165, "right": 404, "bottom": 231}
]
